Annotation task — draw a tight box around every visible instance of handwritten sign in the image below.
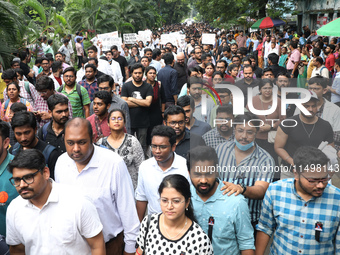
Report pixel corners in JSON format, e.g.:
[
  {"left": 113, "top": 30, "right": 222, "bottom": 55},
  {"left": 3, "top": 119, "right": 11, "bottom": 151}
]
[{"left": 123, "top": 33, "right": 137, "bottom": 44}]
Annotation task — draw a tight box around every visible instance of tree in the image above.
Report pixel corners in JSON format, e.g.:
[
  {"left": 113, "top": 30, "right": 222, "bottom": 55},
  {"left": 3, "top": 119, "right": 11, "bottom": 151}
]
[{"left": 0, "top": 1, "right": 26, "bottom": 67}]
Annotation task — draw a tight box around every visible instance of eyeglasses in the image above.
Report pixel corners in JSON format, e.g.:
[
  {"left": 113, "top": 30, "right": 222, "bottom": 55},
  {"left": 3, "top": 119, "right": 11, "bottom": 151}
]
[
  {"left": 64, "top": 75, "right": 75, "bottom": 79},
  {"left": 110, "top": 117, "right": 123, "bottom": 122},
  {"left": 167, "top": 121, "right": 185, "bottom": 127},
  {"left": 151, "top": 144, "right": 170, "bottom": 150},
  {"left": 235, "top": 128, "right": 256, "bottom": 137},
  {"left": 159, "top": 198, "right": 185, "bottom": 207},
  {"left": 9, "top": 169, "right": 41, "bottom": 187},
  {"left": 300, "top": 173, "right": 330, "bottom": 186}
]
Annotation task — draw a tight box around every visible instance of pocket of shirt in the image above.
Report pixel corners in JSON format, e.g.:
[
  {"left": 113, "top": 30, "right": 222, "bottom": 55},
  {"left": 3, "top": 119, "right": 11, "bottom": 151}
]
[
  {"left": 51, "top": 218, "right": 76, "bottom": 244},
  {"left": 317, "top": 221, "right": 335, "bottom": 243}
]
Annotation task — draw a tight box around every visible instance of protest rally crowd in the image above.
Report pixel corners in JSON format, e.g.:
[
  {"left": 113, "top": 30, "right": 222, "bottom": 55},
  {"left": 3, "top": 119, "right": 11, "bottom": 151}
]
[{"left": 1, "top": 21, "right": 340, "bottom": 255}]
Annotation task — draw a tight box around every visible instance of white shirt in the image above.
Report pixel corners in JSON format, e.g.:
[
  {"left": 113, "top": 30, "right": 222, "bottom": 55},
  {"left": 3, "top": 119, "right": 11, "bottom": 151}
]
[
  {"left": 48, "top": 73, "right": 62, "bottom": 90},
  {"left": 98, "top": 59, "right": 115, "bottom": 78},
  {"left": 76, "top": 67, "right": 85, "bottom": 83},
  {"left": 110, "top": 59, "right": 123, "bottom": 85},
  {"left": 6, "top": 181, "right": 102, "bottom": 255},
  {"left": 55, "top": 145, "right": 139, "bottom": 253},
  {"left": 135, "top": 153, "right": 190, "bottom": 214},
  {"left": 264, "top": 41, "right": 271, "bottom": 58},
  {"left": 311, "top": 65, "right": 330, "bottom": 79}
]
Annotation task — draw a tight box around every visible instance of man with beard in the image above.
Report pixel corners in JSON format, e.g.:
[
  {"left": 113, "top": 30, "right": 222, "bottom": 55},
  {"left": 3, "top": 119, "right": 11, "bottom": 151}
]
[
  {"left": 256, "top": 146, "right": 340, "bottom": 255},
  {"left": 188, "top": 77, "right": 215, "bottom": 124},
  {"left": 325, "top": 44, "right": 335, "bottom": 76},
  {"left": 121, "top": 63, "right": 153, "bottom": 153},
  {"left": 216, "top": 60, "right": 234, "bottom": 81},
  {"left": 163, "top": 105, "right": 205, "bottom": 159},
  {"left": 177, "top": 95, "right": 211, "bottom": 136},
  {"left": 59, "top": 67, "right": 91, "bottom": 118},
  {"left": 276, "top": 72, "right": 298, "bottom": 117},
  {"left": 173, "top": 52, "right": 187, "bottom": 93},
  {"left": 188, "top": 146, "right": 255, "bottom": 255},
  {"left": 37, "top": 94, "right": 69, "bottom": 155},
  {"left": 36, "top": 57, "right": 51, "bottom": 81},
  {"left": 79, "top": 64, "right": 98, "bottom": 101},
  {"left": 135, "top": 125, "right": 190, "bottom": 221},
  {"left": 204, "top": 105, "right": 234, "bottom": 149},
  {"left": 235, "top": 65, "right": 260, "bottom": 102},
  {"left": 86, "top": 91, "right": 111, "bottom": 143},
  {"left": 187, "top": 47, "right": 202, "bottom": 69},
  {"left": 216, "top": 113, "right": 275, "bottom": 233},
  {"left": 9, "top": 112, "right": 59, "bottom": 179},
  {"left": 55, "top": 52, "right": 70, "bottom": 71},
  {"left": 6, "top": 149, "right": 105, "bottom": 255},
  {"left": 275, "top": 91, "right": 334, "bottom": 179},
  {"left": 87, "top": 45, "right": 114, "bottom": 79},
  {"left": 230, "top": 43, "right": 238, "bottom": 56}
]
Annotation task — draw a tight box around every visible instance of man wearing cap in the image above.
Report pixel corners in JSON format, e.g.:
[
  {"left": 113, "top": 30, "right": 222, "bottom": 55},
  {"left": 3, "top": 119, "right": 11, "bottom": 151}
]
[{"left": 274, "top": 90, "right": 334, "bottom": 179}]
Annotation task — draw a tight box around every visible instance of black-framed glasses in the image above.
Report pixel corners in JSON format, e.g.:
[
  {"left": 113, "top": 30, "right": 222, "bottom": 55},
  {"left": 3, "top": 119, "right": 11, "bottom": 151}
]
[
  {"left": 9, "top": 169, "right": 41, "bottom": 187},
  {"left": 300, "top": 173, "right": 330, "bottom": 186},
  {"left": 167, "top": 121, "right": 185, "bottom": 127}
]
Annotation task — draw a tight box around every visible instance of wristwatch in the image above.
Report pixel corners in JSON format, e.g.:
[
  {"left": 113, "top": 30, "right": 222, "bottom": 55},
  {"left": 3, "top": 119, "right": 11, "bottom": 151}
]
[{"left": 238, "top": 183, "right": 247, "bottom": 194}]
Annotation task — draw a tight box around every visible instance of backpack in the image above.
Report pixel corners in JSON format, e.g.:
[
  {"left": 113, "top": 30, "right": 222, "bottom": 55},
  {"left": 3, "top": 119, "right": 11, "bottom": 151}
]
[
  {"left": 41, "top": 122, "right": 50, "bottom": 141},
  {"left": 24, "top": 81, "right": 33, "bottom": 101},
  {"left": 11, "top": 142, "right": 55, "bottom": 165},
  {"left": 58, "top": 84, "right": 83, "bottom": 107},
  {"left": 4, "top": 98, "right": 27, "bottom": 111}
]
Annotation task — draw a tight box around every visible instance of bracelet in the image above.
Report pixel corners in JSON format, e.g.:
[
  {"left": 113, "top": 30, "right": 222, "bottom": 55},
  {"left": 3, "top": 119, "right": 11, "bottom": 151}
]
[
  {"left": 285, "top": 156, "right": 291, "bottom": 161},
  {"left": 136, "top": 249, "right": 142, "bottom": 255}
]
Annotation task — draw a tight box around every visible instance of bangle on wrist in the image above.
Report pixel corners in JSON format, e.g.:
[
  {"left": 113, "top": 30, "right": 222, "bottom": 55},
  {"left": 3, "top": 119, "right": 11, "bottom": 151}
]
[{"left": 285, "top": 156, "right": 291, "bottom": 161}]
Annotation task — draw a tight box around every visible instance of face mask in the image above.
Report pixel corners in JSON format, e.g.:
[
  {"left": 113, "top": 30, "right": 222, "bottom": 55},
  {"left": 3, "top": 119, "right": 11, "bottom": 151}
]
[{"left": 234, "top": 138, "right": 254, "bottom": 151}]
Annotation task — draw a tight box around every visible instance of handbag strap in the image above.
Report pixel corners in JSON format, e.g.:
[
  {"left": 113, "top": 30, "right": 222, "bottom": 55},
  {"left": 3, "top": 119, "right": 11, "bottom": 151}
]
[{"left": 142, "top": 214, "right": 151, "bottom": 255}]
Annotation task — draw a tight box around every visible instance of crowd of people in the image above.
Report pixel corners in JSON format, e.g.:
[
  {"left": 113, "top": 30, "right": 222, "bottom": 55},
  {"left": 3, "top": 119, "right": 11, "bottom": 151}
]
[{"left": 0, "top": 22, "right": 340, "bottom": 255}]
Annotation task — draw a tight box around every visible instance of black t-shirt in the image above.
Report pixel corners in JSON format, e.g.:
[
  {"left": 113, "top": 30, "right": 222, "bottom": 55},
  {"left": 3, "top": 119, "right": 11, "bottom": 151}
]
[
  {"left": 9, "top": 139, "right": 60, "bottom": 179},
  {"left": 113, "top": 56, "right": 128, "bottom": 81},
  {"left": 280, "top": 115, "right": 334, "bottom": 164},
  {"left": 121, "top": 81, "right": 153, "bottom": 128},
  {"left": 174, "top": 62, "right": 187, "bottom": 92},
  {"left": 175, "top": 130, "right": 206, "bottom": 159},
  {"left": 20, "top": 62, "right": 34, "bottom": 84}
]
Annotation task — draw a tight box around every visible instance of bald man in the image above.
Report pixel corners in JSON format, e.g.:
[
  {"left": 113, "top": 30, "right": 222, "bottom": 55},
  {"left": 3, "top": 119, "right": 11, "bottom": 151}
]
[
  {"left": 54, "top": 118, "right": 139, "bottom": 255},
  {"left": 174, "top": 52, "right": 188, "bottom": 93}
]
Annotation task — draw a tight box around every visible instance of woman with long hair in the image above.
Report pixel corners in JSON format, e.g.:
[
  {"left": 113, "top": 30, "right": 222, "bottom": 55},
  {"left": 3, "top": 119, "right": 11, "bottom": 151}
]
[
  {"left": 97, "top": 109, "right": 144, "bottom": 189},
  {"left": 135, "top": 174, "right": 213, "bottom": 255},
  {"left": 1, "top": 82, "right": 33, "bottom": 122}
]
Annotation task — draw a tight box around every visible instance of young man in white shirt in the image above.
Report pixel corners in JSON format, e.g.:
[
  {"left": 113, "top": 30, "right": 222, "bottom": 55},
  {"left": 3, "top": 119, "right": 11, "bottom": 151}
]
[{"left": 6, "top": 149, "right": 105, "bottom": 255}]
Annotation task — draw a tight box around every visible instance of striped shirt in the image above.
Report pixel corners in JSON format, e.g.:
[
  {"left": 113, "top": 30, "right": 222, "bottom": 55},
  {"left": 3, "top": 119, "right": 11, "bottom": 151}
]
[
  {"left": 202, "top": 128, "right": 234, "bottom": 149},
  {"left": 216, "top": 141, "right": 275, "bottom": 222},
  {"left": 257, "top": 179, "right": 340, "bottom": 255},
  {"left": 59, "top": 85, "right": 91, "bottom": 118}
]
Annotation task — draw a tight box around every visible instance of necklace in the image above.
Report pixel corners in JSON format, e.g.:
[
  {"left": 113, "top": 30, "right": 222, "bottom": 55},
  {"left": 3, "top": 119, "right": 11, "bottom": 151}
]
[
  {"left": 52, "top": 123, "right": 62, "bottom": 136},
  {"left": 299, "top": 116, "right": 316, "bottom": 139},
  {"left": 162, "top": 215, "right": 188, "bottom": 239}
]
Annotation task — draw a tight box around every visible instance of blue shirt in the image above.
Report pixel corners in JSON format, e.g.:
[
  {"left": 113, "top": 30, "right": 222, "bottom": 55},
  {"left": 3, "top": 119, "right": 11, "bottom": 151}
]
[
  {"left": 216, "top": 141, "right": 275, "bottom": 222},
  {"left": 157, "top": 65, "right": 178, "bottom": 103},
  {"left": 0, "top": 153, "right": 16, "bottom": 237},
  {"left": 257, "top": 178, "right": 340, "bottom": 255},
  {"left": 191, "top": 181, "right": 255, "bottom": 254}
]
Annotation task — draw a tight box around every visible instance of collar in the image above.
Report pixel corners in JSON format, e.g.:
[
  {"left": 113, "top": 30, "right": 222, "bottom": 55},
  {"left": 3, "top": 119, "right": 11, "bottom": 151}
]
[
  {"left": 291, "top": 179, "right": 319, "bottom": 203},
  {"left": 0, "top": 152, "right": 13, "bottom": 176},
  {"left": 177, "top": 130, "right": 190, "bottom": 145},
  {"left": 25, "top": 179, "right": 58, "bottom": 208},
  {"left": 192, "top": 180, "right": 224, "bottom": 203},
  {"left": 80, "top": 145, "right": 99, "bottom": 171},
  {"left": 151, "top": 152, "right": 181, "bottom": 172}
]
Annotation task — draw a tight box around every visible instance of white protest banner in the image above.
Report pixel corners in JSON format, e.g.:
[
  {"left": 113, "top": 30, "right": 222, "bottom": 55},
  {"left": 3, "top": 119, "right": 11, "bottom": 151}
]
[
  {"left": 97, "top": 31, "right": 120, "bottom": 51},
  {"left": 123, "top": 33, "right": 137, "bottom": 44},
  {"left": 202, "top": 33, "right": 216, "bottom": 45},
  {"left": 138, "top": 30, "right": 152, "bottom": 44}
]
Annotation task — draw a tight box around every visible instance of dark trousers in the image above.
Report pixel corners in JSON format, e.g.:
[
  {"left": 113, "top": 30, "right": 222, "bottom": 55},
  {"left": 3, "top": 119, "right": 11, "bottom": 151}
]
[
  {"left": 131, "top": 127, "right": 148, "bottom": 154},
  {"left": 105, "top": 231, "right": 124, "bottom": 255},
  {"left": 77, "top": 56, "right": 83, "bottom": 69}
]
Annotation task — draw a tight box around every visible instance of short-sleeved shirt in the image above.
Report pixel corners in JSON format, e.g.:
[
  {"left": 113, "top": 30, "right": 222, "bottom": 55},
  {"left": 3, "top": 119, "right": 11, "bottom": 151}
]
[
  {"left": 175, "top": 130, "right": 206, "bottom": 159},
  {"left": 191, "top": 181, "right": 255, "bottom": 254},
  {"left": 86, "top": 114, "right": 110, "bottom": 142},
  {"left": 59, "top": 85, "right": 91, "bottom": 118},
  {"left": 287, "top": 49, "right": 301, "bottom": 70},
  {"left": 216, "top": 141, "right": 275, "bottom": 222},
  {"left": 6, "top": 181, "right": 103, "bottom": 255},
  {"left": 0, "top": 153, "right": 16, "bottom": 237},
  {"left": 121, "top": 81, "right": 153, "bottom": 128},
  {"left": 136, "top": 213, "right": 213, "bottom": 255},
  {"left": 280, "top": 115, "right": 334, "bottom": 165},
  {"left": 257, "top": 179, "right": 340, "bottom": 255},
  {"left": 190, "top": 118, "right": 211, "bottom": 136}
]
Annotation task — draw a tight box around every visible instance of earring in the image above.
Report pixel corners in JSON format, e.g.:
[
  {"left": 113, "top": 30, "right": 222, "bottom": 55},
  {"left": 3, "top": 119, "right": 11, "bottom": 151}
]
[{"left": 186, "top": 208, "right": 188, "bottom": 211}]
